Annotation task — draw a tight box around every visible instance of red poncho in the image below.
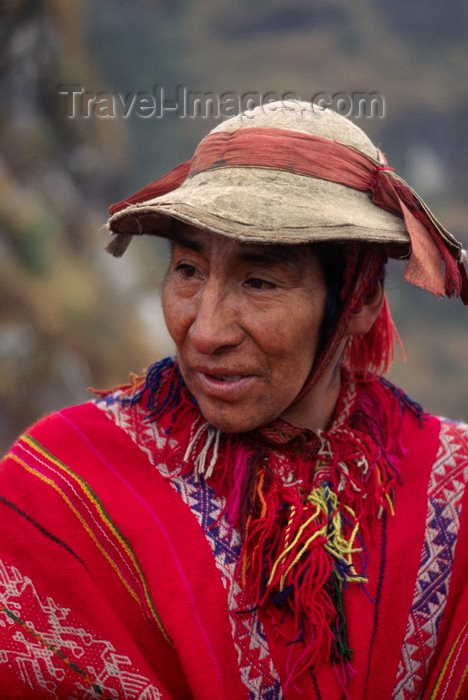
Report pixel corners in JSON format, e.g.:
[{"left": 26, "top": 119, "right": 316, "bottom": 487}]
[{"left": 0, "top": 357, "right": 467, "bottom": 699}]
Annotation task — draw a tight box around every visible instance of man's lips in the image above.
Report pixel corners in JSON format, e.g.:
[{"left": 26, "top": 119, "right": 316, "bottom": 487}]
[
  {"left": 192, "top": 366, "right": 258, "bottom": 397},
  {"left": 202, "top": 373, "right": 245, "bottom": 383}
]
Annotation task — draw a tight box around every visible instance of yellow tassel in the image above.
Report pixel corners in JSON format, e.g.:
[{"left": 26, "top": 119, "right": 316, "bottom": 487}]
[
  {"left": 385, "top": 492, "right": 395, "bottom": 516},
  {"left": 267, "top": 503, "right": 323, "bottom": 586},
  {"left": 268, "top": 486, "right": 368, "bottom": 590},
  {"left": 280, "top": 528, "right": 329, "bottom": 587}
]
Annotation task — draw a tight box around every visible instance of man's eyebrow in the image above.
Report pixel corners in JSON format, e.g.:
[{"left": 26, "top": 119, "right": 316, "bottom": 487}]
[
  {"left": 170, "top": 233, "right": 204, "bottom": 253},
  {"left": 239, "top": 246, "right": 301, "bottom": 268},
  {"left": 170, "top": 232, "right": 303, "bottom": 269}
]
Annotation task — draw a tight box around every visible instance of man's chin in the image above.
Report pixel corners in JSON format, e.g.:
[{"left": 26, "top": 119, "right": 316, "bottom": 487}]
[
  {"left": 198, "top": 403, "right": 265, "bottom": 435},
  {"left": 203, "top": 415, "right": 259, "bottom": 435}
]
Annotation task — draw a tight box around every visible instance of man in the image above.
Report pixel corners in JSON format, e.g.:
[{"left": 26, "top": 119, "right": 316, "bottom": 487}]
[{"left": 0, "top": 101, "right": 467, "bottom": 699}]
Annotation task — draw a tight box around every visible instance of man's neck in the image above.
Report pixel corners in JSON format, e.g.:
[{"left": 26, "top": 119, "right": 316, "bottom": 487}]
[{"left": 279, "top": 347, "right": 345, "bottom": 432}]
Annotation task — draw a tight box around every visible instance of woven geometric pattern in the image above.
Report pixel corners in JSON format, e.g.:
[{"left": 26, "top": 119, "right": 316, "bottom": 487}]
[
  {"left": 0, "top": 558, "right": 162, "bottom": 699},
  {"left": 393, "top": 419, "right": 468, "bottom": 699}
]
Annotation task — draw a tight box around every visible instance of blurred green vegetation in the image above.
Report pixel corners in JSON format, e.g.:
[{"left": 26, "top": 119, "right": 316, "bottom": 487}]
[{"left": 0, "top": 0, "right": 467, "bottom": 453}]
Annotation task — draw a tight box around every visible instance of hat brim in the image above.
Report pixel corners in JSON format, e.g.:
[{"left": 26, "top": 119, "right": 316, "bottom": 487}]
[{"left": 108, "top": 166, "right": 411, "bottom": 257}]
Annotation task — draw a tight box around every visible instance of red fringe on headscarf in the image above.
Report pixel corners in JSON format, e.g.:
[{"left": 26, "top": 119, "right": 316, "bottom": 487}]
[{"left": 344, "top": 295, "right": 405, "bottom": 377}]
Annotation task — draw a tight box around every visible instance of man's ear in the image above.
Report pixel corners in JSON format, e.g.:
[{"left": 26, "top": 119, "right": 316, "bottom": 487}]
[{"left": 345, "top": 281, "right": 385, "bottom": 336}]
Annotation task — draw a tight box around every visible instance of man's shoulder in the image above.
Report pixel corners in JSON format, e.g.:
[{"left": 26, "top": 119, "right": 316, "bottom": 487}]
[
  {"left": 419, "top": 415, "right": 468, "bottom": 496},
  {"left": 1, "top": 399, "right": 128, "bottom": 470},
  {"left": 436, "top": 415, "right": 468, "bottom": 450},
  {"left": 2, "top": 402, "right": 93, "bottom": 454},
  {"left": 377, "top": 376, "right": 468, "bottom": 451},
  {"left": 30, "top": 400, "right": 110, "bottom": 439}
]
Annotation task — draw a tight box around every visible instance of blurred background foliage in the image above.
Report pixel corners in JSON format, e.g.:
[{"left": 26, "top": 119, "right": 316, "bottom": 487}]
[{"left": 0, "top": 0, "right": 467, "bottom": 453}]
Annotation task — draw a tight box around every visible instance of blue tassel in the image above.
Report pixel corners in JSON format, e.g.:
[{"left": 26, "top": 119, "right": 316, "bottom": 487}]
[{"left": 120, "top": 356, "right": 185, "bottom": 426}]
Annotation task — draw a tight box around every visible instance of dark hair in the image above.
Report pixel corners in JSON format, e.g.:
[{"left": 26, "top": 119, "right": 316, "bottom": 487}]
[
  {"left": 312, "top": 242, "right": 347, "bottom": 357},
  {"left": 312, "top": 242, "right": 387, "bottom": 358}
]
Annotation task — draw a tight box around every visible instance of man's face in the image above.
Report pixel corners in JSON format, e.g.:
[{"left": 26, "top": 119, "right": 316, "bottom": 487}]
[{"left": 162, "top": 226, "right": 327, "bottom": 433}]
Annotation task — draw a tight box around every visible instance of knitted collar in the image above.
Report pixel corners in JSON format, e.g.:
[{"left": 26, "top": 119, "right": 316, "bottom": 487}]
[{"left": 114, "top": 356, "right": 423, "bottom": 690}]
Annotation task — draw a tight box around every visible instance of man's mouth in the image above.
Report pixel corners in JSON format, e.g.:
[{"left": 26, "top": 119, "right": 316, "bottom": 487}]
[
  {"left": 193, "top": 368, "right": 256, "bottom": 397},
  {"left": 209, "top": 374, "right": 245, "bottom": 382}
]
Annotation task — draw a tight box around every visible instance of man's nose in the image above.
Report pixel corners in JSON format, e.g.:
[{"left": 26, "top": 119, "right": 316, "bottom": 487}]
[{"left": 189, "top": 283, "right": 244, "bottom": 354}]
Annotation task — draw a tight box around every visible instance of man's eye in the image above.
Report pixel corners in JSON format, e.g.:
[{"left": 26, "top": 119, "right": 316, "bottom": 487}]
[
  {"left": 244, "top": 278, "right": 277, "bottom": 290},
  {"left": 175, "top": 263, "right": 200, "bottom": 278}
]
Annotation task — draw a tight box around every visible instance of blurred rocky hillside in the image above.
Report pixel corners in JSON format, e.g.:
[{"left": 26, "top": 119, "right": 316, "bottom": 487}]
[
  {"left": 1, "top": 0, "right": 467, "bottom": 452},
  {"left": 0, "top": 0, "right": 163, "bottom": 452}
]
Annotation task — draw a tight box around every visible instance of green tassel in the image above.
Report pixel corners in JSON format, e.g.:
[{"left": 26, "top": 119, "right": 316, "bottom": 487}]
[{"left": 329, "top": 570, "right": 354, "bottom": 662}]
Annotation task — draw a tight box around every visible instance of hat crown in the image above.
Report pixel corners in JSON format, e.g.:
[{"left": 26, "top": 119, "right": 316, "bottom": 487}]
[{"left": 210, "top": 100, "right": 381, "bottom": 162}]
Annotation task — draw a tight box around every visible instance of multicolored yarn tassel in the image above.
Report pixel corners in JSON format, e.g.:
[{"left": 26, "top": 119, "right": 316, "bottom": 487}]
[
  {"left": 107, "top": 357, "right": 423, "bottom": 686},
  {"left": 226, "top": 376, "right": 414, "bottom": 684}
]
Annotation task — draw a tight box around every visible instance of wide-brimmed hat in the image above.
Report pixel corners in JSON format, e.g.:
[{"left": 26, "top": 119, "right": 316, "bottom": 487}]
[
  {"left": 107, "top": 100, "right": 467, "bottom": 304},
  {"left": 109, "top": 104, "right": 408, "bottom": 247}
]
